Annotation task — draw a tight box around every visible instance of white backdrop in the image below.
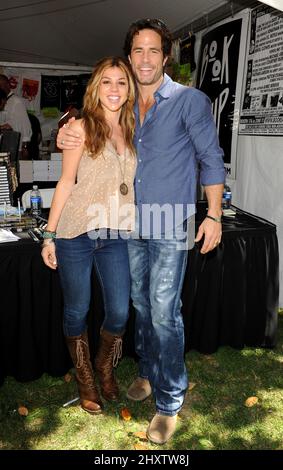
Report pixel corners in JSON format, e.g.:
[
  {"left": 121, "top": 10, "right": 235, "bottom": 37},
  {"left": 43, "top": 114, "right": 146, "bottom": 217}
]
[
  {"left": 193, "top": 7, "right": 282, "bottom": 307},
  {"left": 229, "top": 136, "right": 282, "bottom": 306}
]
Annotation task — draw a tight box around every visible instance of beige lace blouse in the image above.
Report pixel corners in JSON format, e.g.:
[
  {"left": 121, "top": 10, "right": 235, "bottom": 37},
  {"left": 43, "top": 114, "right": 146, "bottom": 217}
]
[{"left": 56, "top": 142, "right": 136, "bottom": 238}]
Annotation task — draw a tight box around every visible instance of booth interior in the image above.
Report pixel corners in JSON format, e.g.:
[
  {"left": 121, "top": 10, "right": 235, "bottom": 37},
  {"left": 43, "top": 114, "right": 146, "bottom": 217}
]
[
  {"left": 0, "top": 0, "right": 281, "bottom": 385},
  {"left": 0, "top": 200, "right": 279, "bottom": 386}
]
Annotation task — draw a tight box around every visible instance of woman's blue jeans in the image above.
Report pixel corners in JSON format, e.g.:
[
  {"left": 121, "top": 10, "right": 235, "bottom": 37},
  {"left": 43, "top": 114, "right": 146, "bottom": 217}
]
[
  {"left": 56, "top": 232, "right": 131, "bottom": 337},
  {"left": 127, "top": 222, "right": 189, "bottom": 416}
]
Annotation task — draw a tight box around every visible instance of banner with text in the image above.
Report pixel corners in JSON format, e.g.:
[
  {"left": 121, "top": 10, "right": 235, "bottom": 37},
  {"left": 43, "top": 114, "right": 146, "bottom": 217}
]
[
  {"left": 239, "top": 4, "right": 283, "bottom": 136},
  {"left": 196, "top": 11, "right": 249, "bottom": 178}
]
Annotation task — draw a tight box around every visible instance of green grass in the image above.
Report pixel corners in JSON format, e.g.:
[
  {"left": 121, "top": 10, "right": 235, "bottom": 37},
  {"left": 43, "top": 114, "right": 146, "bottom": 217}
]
[{"left": 1, "top": 315, "right": 283, "bottom": 450}]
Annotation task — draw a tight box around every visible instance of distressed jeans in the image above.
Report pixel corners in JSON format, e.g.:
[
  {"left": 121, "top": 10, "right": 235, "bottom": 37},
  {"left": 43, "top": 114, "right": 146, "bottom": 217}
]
[{"left": 127, "top": 222, "right": 189, "bottom": 416}]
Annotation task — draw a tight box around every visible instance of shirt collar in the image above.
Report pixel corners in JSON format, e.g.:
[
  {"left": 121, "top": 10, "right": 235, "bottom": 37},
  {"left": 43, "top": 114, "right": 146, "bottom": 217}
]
[
  {"left": 154, "top": 73, "right": 174, "bottom": 100},
  {"left": 134, "top": 73, "right": 174, "bottom": 115}
]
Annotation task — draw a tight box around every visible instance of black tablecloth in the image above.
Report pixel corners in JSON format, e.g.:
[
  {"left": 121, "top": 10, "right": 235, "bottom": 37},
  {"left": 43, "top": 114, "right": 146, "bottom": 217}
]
[{"left": 0, "top": 206, "right": 279, "bottom": 385}]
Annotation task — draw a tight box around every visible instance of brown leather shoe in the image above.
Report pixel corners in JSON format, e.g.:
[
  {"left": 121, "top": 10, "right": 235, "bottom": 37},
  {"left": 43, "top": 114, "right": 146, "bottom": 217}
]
[
  {"left": 126, "top": 377, "right": 152, "bottom": 401},
  {"left": 146, "top": 413, "right": 178, "bottom": 444}
]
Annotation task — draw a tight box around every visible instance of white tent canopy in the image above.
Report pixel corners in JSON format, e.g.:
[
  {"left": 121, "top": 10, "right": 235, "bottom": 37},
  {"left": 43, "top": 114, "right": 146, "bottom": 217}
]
[
  {"left": 0, "top": 0, "right": 257, "bottom": 66},
  {"left": 0, "top": 0, "right": 282, "bottom": 307}
]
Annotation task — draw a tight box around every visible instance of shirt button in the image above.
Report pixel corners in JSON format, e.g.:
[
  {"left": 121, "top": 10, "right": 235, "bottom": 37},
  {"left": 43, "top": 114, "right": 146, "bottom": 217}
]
[
  {"left": 138, "top": 138, "right": 142, "bottom": 142},
  {"left": 137, "top": 179, "right": 141, "bottom": 183},
  {"left": 139, "top": 159, "right": 142, "bottom": 162}
]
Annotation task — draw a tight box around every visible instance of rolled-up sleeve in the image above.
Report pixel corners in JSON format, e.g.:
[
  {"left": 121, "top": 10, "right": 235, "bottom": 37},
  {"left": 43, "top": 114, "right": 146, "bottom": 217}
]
[{"left": 184, "top": 89, "right": 226, "bottom": 186}]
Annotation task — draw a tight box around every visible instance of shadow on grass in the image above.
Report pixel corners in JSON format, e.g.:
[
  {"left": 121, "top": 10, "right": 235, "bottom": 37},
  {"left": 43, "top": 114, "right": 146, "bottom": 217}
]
[
  {"left": 0, "top": 317, "right": 282, "bottom": 450},
  {"left": 0, "top": 374, "right": 74, "bottom": 450}
]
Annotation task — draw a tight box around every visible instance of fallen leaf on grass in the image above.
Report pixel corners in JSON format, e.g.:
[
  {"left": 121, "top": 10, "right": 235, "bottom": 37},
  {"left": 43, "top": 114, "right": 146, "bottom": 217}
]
[
  {"left": 245, "top": 396, "right": 258, "bottom": 407},
  {"left": 199, "top": 438, "right": 214, "bottom": 449},
  {"left": 134, "top": 443, "right": 149, "bottom": 450},
  {"left": 133, "top": 431, "right": 147, "bottom": 440},
  {"left": 188, "top": 382, "right": 196, "bottom": 391},
  {"left": 121, "top": 407, "right": 132, "bottom": 421},
  {"left": 64, "top": 373, "right": 73, "bottom": 383},
  {"left": 18, "top": 406, "right": 28, "bottom": 416}
]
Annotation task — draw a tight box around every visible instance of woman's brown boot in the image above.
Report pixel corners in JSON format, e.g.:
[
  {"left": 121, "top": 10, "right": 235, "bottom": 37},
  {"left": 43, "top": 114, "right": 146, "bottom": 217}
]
[
  {"left": 95, "top": 329, "right": 122, "bottom": 401},
  {"left": 66, "top": 331, "right": 103, "bottom": 414}
]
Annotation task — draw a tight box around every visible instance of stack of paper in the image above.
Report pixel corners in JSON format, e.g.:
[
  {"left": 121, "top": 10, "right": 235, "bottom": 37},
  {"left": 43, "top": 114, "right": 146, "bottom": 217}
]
[
  {"left": 0, "top": 228, "right": 20, "bottom": 243},
  {"left": 0, "top": 153, "right": 13, "bottom": 205},
  {"left": 48, "top": 160, "right": 62, "bottom": 180},
  {"left": 33, "top": 161, "right": 49, "bottom": 181},
  {"left": 19, "top": 161, "right": 33, "bottom": 183}
]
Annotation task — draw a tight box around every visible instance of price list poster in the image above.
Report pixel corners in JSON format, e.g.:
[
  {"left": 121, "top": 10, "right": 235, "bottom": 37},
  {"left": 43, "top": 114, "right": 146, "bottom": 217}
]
[{"left": 239, "top": 4, "right": 283, "bottom": 136}]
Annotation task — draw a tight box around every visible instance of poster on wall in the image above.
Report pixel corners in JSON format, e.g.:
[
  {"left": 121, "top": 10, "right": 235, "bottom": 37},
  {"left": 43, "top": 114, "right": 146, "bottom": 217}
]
[
  {"left": 196, "top": 11, "right": 249, "bottom": 178},
  {"left": 239, "top": 5, "right": 283, "bottom": 136},
  {"left": 3, "top": 68, "right": 41, "bottom": 113},
  {"left": 60, "top": 75, "right": 80, "bottom": 112},
  {"left": 40, "top": 75, "right": 60, "bottom": 109}
]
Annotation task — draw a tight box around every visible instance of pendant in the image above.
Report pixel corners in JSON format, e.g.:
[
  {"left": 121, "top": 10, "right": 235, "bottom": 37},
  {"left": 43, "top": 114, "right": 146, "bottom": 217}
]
[{"left": 120, "top": 183, "right": 128, "bottom": 195}]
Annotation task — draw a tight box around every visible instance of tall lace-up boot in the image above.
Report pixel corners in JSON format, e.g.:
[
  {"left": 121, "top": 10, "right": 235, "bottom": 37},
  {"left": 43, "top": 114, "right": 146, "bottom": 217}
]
[
  {"left": 66, "top": 331, "right": 103, "bottom": 414},
  {"left": 95, "top": 329, "right": 123, "bottom": 401}
]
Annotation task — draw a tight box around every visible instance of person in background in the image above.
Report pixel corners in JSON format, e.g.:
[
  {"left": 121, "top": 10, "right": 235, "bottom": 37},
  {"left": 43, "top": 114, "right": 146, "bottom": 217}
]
[
  {"left": 27, "top": 112, "right": 42, "bottom": 160},
  {"left": 42, "top": 56, "right": 136, "bottom": 415},
  {"left": 56, "top": 19, "right": 225, "bottom": 444},
  {"left": 0, "top": 74, "right": 32, "bottom": 157},
  {"left": 0, "top": 89, "right": 7, "bottom": 112}
]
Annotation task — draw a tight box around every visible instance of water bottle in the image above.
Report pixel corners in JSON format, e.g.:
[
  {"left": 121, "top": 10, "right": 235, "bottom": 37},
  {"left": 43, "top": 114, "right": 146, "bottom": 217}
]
[
  {"left": 30, "top": 185, "right": 42, "bottom": 216},
  {"left": 222, "top": 184, "right": 232, "bottom": 209}
]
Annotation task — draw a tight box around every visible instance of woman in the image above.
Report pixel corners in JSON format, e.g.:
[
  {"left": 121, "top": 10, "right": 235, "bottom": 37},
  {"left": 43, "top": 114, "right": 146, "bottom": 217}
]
[{"left": 41, "top": 57, "right": 136, "bottom": 414}]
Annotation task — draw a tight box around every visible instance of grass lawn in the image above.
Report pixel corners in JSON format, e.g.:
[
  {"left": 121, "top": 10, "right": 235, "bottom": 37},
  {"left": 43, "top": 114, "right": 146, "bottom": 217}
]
[{"left": 1, "top": 314, "right": 282, "bottom": 451}]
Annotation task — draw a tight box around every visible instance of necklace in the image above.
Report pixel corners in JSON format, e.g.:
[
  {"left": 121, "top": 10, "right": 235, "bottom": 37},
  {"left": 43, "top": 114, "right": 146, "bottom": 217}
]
[{"left": 113, "top": 147, "right": 128, "bottom": 195}]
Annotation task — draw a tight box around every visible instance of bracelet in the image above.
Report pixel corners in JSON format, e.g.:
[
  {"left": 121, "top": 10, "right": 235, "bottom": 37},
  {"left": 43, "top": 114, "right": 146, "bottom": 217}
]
[
  {"left": 206, "top": 215, "right": 222, "bottom": 223},
  {"left": 42, "top": 230, "right": 56, "bottom": 239}
]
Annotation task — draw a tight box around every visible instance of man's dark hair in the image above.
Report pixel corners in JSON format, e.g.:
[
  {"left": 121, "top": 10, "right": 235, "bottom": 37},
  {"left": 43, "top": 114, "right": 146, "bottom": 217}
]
[
  {"left": 0, "top": 74, "right": 9, "bottom": 84},
  {"left": 123, "top": 18, "right": 173, "bottom": 57}
]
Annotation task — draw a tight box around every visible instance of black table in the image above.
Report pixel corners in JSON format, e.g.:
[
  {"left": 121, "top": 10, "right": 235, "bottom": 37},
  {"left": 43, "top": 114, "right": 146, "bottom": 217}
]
[{"left": 0, "top": 206, "right": 279, "bottom": 385}]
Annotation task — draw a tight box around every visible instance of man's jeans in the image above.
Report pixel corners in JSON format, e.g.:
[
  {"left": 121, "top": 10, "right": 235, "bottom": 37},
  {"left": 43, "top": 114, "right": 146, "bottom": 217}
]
[
  {"left": 127, "top": 223, "right": 189, "bottom": 416},
  {"left": 56, "top": 232, "right": 131, "bottom": 337}
]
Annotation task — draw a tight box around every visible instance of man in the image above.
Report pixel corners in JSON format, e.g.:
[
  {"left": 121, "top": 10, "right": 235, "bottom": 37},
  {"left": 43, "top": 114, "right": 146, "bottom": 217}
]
[
  {"left": 57, "top": 19, "right": 225, "bottom": 444},
  {"left": 0, "top": 89, "right": 7, "bottom": 112},
  {"left": 27, "top": 112, "right": 42, "bottom": 160},
  {"left": 0, "top": 74, "right": 32, "bottom": 156}
]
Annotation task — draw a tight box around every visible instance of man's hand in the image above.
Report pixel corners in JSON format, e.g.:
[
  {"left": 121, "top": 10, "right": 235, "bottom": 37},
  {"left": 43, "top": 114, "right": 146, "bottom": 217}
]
[
  {"left": 195, "top": 217, "right": 222, "bottom": 254},
  {"left": 56, "top": 117, "right": 82, "bottom": 150}
]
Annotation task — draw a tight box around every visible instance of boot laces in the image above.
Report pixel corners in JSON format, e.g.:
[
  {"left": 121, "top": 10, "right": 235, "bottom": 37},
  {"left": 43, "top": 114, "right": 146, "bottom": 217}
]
[
  {"left": 112, "top": 337, "right": 122, "bottom": 367},
  {"left": 75, "top": 338, "right": 88, "bottom": 369},
  {"left": 75, "top": 339, "right": 95, "bottom": 388}
]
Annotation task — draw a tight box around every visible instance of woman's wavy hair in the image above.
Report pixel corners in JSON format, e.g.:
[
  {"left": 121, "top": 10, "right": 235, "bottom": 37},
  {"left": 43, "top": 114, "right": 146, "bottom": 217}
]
[{"left": 82, "top": 56, "right": 136, "bottom": 158}]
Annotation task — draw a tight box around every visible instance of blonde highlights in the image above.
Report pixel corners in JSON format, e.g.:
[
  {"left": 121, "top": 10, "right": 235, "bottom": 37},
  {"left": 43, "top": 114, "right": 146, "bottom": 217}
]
[{"left": 82, "top": 57, "right": 136, "bottom": 158}]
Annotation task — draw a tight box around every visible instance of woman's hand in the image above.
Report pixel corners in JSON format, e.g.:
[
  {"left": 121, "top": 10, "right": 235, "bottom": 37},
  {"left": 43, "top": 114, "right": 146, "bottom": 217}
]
[
  {"left": 57, "top": 118, "right": 82, "bottom": 150},
  {"left": 41, "top": 241, "right": 57, "bottom": 269}
]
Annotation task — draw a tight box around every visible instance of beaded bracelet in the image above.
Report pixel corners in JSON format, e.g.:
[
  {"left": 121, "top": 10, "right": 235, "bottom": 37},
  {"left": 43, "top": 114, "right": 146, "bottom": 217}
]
[{"left": 42, "top": 230, "right": 56, "bottom": 239}]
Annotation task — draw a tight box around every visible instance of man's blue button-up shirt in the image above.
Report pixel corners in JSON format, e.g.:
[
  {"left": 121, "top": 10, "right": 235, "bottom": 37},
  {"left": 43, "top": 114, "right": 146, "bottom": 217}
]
[{"left": 133, "top": 74, "right": 226, "bottom": 236}]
